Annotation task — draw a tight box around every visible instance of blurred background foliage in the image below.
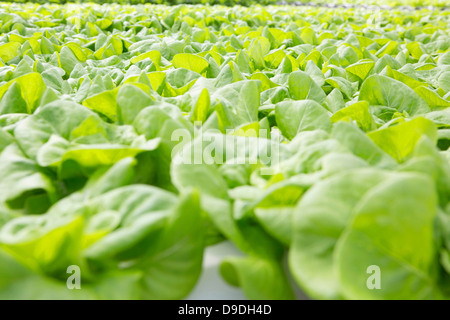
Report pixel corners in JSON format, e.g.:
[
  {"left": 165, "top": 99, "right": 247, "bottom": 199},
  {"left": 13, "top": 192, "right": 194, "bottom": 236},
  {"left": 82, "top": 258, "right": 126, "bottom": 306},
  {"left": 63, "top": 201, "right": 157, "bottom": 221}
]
[{"left": 0, "top": 0, "right": 448, "bottom": 8}]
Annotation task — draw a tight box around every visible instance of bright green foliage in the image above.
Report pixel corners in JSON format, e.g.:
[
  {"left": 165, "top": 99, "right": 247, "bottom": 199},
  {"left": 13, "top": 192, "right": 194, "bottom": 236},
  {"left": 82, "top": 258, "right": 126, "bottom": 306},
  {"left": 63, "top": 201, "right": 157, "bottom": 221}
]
[{"left": 0, "top": 2, "right": 449, "bottom": 300}]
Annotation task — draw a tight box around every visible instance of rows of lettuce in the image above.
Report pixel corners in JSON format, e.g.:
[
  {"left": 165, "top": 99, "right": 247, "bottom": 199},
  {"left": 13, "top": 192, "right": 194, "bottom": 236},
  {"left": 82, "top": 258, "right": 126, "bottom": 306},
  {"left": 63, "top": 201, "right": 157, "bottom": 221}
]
[{"left": 0, "top": 3, "right": 449, "bottom": 299}]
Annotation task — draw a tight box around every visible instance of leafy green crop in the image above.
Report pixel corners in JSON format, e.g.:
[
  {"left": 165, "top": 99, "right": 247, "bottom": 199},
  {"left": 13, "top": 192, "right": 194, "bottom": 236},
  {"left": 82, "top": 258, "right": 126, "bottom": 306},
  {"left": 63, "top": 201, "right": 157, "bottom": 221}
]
[
  {"left": 0, "top": 2, "right": 449, "bottom": 300},
  {"left": 1, "top": 0, "right": 449, "bottom": 8}
]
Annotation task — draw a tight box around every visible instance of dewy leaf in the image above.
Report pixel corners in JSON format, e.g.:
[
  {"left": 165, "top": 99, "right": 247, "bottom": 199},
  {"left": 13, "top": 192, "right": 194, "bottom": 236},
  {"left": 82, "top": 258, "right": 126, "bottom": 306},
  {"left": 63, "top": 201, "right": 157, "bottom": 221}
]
[
  {"left": 172, "top": 53, "right": 209, "bottom": 74},
  {"left": 275, "top": 100, "right": 331, "bottom": 139},
  {"left": 288, "top": 71, "right": 326, "bottom": 103},
  {"left": 337, "top": 173, "right": 440, "bottom": 299},
  {"left": 367, "top": 117, "right": 437, "bottom": 162}
]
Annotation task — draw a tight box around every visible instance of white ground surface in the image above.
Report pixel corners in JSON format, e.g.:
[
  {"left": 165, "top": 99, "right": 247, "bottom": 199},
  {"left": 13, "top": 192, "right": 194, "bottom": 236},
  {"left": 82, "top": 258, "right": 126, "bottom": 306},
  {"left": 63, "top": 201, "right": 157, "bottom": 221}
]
[{"left": 186, "top": 241, "right": 309, "bottom": 300}]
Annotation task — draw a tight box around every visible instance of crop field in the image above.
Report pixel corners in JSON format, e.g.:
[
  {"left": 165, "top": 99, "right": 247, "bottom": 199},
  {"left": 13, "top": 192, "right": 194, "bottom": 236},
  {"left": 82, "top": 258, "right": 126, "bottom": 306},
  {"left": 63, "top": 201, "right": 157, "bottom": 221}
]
[{"left": 0, "top": 0, "right": 449, "bottom": 300}]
